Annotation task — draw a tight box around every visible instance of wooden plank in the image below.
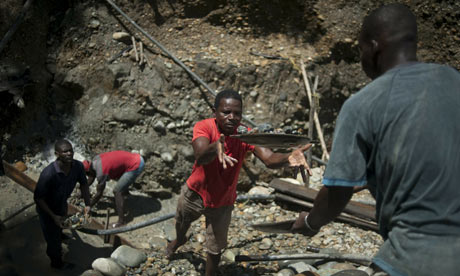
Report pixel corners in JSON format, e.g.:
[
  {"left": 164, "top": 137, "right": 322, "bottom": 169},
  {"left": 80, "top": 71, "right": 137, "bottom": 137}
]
[
  {"left": 2, "top": 160, "right": 133, "bottom": 247},
  {"left": 275, "top": 193, "right": 379, "bottom": 232},
  {"left": 270, "top": 178, "right": 376, "bottom": 221}
]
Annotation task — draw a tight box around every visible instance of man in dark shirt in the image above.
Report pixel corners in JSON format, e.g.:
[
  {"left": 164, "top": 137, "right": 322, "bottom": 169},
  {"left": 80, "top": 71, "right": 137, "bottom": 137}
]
[
  {"left": 34, "top": 139, "right": 91, "bottom": 270},
  {"left": 291, "top": 4, "right": 460, "bottom": 276}
]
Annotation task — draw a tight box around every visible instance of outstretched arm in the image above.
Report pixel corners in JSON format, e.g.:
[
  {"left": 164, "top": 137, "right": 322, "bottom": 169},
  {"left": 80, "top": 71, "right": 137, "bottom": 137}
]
[
  {"left": 193, "top": 135, "right": 237, "bottom": 169},
  {"left": 253, "top": 144, "right": 313, "bottom": 179},
  {"left": 291, "top": 186, "right": 354, "bottom": 235}
]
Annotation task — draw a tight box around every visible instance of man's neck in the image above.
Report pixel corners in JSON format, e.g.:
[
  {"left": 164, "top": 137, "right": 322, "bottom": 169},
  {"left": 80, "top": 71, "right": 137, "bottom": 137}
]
[
  {"left": 56, "top": 159, "right": 71, "bottom": 173},
  {"left": 378, "top": 46, "right": 417, "bottom": 77}
]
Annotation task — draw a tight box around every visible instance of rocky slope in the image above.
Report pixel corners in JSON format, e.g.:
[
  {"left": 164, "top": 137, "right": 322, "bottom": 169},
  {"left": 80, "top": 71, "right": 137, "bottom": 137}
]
[{"left": 1, "top": 0, "right": 459, "bottom": 192}]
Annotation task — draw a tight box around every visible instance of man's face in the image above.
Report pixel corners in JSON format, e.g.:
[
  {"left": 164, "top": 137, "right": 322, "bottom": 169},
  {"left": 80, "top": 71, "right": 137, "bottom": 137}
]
[
  {"left": 358, "top": 34, "right": 379, "bottom": 80},
  {"left": 55, "top": 143, "right": 74, "bottom": 164},
  {"left": 215, "top": 98, "right": 242, "bottom": 135}
]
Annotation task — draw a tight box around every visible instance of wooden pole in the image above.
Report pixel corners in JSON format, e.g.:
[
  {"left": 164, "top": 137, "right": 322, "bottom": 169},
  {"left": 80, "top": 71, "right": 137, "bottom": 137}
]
[
  {"left": 300, "top": 60, "right": 329, "bottom": 160},
  {"left": 131, "top": 36, "right": 139, "bottom": 62}
]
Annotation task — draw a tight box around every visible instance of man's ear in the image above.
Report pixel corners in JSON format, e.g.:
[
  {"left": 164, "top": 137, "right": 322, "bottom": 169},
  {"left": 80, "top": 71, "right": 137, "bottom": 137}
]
[{"left": 371, "top": 39, "right": 379, "bottom": 53}]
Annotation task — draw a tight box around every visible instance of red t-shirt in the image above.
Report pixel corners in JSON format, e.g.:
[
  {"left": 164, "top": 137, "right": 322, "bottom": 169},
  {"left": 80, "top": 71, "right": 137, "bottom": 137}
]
[
  {"left": 187, "top": 118, "right": 254, "bottom": 208},
  {"left": 99, "top": 151, "right": 141, "bottom": 180}
]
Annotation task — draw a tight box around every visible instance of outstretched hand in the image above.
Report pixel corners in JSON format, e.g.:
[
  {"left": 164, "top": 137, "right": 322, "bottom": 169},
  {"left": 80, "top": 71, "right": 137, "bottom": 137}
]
[
  {"left": 217, "top": 134, "right": 238, "bottom": 169},
  {"left": 287, "top": 144, "right": 313, "bottom": 183}
]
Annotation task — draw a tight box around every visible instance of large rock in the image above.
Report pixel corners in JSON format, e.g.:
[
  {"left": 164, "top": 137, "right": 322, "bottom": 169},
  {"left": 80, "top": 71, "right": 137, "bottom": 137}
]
[
  {"left": 112, "top": 109, "right": 144, "bottom": 125},
  {"left": 92, "top": 258, "right": 126, "bottom": 276},
  {"left": 288, "top": 262, "right": 318, "bottom": 274},
  {"left": 80, "top": 269, "right": 104, "bottom": 276},
  {"left": 112, "top": 32, "right": 131, "bottom": 44},
  {"left": 248, "top": 186, "right": 272, "bottom": 196},
  {"left": 111, "top": 245, "right": 147, "bottom": 267}
]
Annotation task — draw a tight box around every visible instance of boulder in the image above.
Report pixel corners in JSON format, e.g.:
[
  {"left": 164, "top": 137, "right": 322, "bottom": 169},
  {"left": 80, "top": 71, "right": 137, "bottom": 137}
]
[
  {"left": 80, "top": 269, "right": 104, "bottom": 276},
  {"left": 112, "top": 32, "right": 131, "bottom": 44},
  {"left": 111, "top": 245, "right": 147, "bottom": 267},
  {"left": 92, "top": 258, "right": 126, "bottom": 276}
]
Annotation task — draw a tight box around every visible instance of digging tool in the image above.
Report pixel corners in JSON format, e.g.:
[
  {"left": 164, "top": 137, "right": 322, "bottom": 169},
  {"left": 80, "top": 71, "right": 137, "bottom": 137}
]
[
  {"left": 235, "top": 252, "right": 372, "bottom": 265},
  {"left": 250, "top": 219, "right": 295, "bottom": 233},
  {"left": 104, "top": 208, "right": 111, "bottom": 243}
]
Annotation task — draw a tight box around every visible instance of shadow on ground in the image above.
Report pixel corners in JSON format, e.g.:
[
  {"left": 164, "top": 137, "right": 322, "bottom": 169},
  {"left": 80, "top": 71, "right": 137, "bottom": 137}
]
[{"left": 0, "top": 213, "right": 113, "bottom": 276}]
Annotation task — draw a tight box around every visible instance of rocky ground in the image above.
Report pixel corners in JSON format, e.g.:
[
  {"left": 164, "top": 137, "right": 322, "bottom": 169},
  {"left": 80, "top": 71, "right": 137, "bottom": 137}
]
[{"left": 0, "top": 0, "right": 459, "bottom": 275}]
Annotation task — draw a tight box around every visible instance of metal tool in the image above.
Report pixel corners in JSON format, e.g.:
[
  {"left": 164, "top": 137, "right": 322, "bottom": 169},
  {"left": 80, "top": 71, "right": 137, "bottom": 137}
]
[
  {"left": 250, "top": 219, "right": 295, "bottom": 233},
  {"left": 230, "top": 133, "right": 312, "bottom": 149}
]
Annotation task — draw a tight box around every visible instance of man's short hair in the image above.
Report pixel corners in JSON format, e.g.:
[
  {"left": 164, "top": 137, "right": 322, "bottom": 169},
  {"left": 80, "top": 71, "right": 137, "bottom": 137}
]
[
  {"left": 55, "top": 139, "right": 72, "bottom": 152},
  {"left": 214, "top": 89, "right": 242, "bottom": 110},
  {"left": 361, "top": 3, "right": 417, "bottom": 44}
]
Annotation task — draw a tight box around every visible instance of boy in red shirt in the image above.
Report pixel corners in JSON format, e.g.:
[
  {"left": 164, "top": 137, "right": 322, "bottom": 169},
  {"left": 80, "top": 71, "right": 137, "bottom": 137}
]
[
  {"left": 166, "top": 89, "right": 312, "bottom": 276},
  {"left": 83, "top": 151, "right": 144, "bottom": 227}
]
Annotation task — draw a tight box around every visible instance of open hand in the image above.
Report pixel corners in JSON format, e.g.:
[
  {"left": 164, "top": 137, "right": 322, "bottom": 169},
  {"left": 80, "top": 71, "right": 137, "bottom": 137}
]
[
  {"left": 83, "top": 206, "right": 91, "bottom": 216},
  {"left": 217, "top": 134, "right": 238, "bottom": 169},
  {"left": 288, "top": 144, "right": 313, "bottom": 183}
]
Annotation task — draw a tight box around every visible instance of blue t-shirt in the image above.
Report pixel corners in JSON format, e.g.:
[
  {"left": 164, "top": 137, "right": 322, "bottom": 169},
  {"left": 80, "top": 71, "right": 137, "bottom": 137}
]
[
  {"left": 323, "top": 63, "right": 460, "bottom": 276},
  {"left": 34, "top": 160, "right": 88, "bottom": 216}
]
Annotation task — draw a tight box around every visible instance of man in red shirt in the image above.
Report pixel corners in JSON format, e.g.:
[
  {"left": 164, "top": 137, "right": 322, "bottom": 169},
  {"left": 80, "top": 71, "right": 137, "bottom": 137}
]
[
  {"left": 166, "top": 89, "right": 312, "bottom": 276},
  {"left": 83, "top": 151, "right": 144, "bottom": 227}
]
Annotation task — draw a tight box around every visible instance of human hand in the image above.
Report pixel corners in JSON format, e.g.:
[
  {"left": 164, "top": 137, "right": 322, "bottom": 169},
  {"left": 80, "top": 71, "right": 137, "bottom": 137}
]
[
  {"left": 83, "top": 206, "right": 91, "bottom": 216},
  {"left": 290, "top": 211, "right": 319, "bottom": 236},
  {"left": 52, "top": 215, "right": 64, "bottom": 227},
  {"left": 288, "top": 144, "right": 313, "bottom": 182},
  {"left": 217, "top": 134, "right": 238, "bottom": 169}
]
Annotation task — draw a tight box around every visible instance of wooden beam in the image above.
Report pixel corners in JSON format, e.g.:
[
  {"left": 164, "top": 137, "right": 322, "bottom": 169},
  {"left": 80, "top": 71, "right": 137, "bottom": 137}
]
[
  {"left": 274, "top": 193, "right": 378, "bottom": 232},
  {"left": 270, "top": 178, "right": 376, "bottom": 221}
]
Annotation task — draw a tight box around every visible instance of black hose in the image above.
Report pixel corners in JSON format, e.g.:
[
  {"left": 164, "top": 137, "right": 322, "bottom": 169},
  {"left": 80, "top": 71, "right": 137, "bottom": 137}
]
[{"left": 77, "top": 212, "right": 175, "bottom": 235}]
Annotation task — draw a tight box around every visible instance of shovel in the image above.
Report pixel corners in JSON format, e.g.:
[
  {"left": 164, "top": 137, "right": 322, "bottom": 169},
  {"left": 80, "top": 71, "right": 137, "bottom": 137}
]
[{"left": 250, "top": 219, "right": 295, "bottom": 233}]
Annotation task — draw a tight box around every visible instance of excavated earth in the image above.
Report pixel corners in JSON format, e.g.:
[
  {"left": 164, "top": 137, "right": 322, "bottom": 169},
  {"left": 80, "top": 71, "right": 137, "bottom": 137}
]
[{"left": 0, "top": 0, "right": 459, "bottom": 275}]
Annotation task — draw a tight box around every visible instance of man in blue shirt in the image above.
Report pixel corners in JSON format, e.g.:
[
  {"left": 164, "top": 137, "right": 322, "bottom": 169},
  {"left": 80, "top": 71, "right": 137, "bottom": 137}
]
[
  {"left": 291, "top": 4, "right": 460, "bottom": 276},
  {"left": 34, "top": 139, "right": 91, "bottom": 270}
]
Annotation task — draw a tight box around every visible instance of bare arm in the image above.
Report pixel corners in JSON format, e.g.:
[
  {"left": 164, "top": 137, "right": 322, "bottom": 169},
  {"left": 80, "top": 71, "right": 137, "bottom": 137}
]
[
  {"left": 291, "top": 186, "right": 354, "bottom": 235},
  {"left": 80, "top": 183, "right": 91, "bottom": 207},
  {"left": 253, "top": 144, "right": 312, "bottom": 174},
  {"left": 193, "top": 135, "right": 237, "bottom": 168},
  {"left": 90, "top": 178, "right": 106, "bottom": 207}
]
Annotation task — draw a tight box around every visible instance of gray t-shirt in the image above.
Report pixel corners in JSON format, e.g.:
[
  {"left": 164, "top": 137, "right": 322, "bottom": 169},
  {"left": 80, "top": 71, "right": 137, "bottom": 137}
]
[{"left": 323, "top": 63, "right": 460, "bottom": 276}]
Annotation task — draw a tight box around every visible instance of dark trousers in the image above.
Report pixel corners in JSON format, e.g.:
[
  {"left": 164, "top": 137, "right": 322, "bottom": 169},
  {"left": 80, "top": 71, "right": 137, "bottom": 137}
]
[{"left": 37, "top": 211, "right": 62, "bottom": 265}]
